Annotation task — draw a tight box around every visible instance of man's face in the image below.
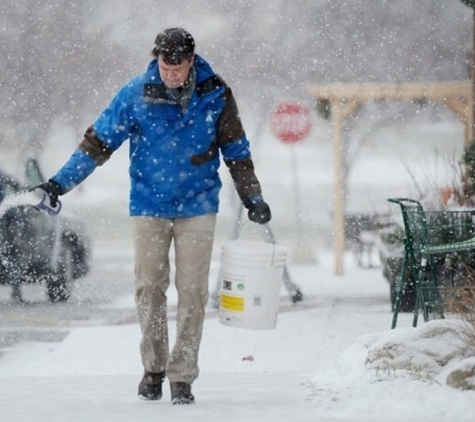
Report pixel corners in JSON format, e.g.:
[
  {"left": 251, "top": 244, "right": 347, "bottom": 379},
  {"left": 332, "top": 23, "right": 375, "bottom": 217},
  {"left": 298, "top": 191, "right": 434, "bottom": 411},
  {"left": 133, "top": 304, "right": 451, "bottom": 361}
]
[{"left": 158, "top": 55, "right": 194, "bottom": 89}]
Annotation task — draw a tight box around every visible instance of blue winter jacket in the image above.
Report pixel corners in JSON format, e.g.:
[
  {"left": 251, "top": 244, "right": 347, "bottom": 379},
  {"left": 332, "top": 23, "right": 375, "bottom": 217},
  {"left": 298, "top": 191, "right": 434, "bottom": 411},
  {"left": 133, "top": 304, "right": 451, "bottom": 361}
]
[{"left": 51, "top": 55, "right": 261, "bottom": 218}]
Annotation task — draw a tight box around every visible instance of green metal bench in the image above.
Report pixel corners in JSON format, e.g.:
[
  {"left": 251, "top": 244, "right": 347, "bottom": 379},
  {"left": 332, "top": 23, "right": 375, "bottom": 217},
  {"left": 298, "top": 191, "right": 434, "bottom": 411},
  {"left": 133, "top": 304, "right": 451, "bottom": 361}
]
[{"left": 388, "top": 198, "right": 475, "bottom": 328}]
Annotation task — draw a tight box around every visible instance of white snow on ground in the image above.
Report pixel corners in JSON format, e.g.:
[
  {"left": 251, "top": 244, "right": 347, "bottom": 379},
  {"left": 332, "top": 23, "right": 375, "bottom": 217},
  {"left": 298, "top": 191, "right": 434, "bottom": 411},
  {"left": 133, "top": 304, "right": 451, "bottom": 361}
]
[
  {"left": 0, "top": 114, "right": 472, "bottom": 420},
  {"left": 0, "top": 252, "right": 474, "bottom": 421}
]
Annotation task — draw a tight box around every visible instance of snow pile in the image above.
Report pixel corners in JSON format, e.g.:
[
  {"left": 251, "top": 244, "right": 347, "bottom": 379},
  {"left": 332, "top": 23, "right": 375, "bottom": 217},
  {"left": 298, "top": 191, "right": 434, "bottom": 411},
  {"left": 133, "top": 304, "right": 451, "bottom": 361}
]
[
  {"left": 445, "top": 357, "right": 475, "bottom": 391},
  {"left": 340, "top": 319, "right": 475, "bottom": 388}
]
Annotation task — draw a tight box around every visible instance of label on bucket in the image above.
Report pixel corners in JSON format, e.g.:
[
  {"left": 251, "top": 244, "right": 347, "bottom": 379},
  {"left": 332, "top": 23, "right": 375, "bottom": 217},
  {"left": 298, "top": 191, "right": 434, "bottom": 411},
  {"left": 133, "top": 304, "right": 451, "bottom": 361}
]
[
  {"left": 218, "top": 267, "right": 283, "bottom": 330},
  {"left": 219, "top": 293, "right": 244, "bottom": 312}
]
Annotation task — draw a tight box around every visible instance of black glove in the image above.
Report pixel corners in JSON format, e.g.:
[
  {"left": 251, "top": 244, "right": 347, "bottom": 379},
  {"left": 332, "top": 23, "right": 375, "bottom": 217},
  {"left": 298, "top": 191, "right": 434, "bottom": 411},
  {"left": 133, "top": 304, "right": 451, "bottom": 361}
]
[
  {"left": 245, "top": 197, "right": 272, "bottom": 224},
  {"left": 35, "top": 179, "right": 64, "bottom": 208}
]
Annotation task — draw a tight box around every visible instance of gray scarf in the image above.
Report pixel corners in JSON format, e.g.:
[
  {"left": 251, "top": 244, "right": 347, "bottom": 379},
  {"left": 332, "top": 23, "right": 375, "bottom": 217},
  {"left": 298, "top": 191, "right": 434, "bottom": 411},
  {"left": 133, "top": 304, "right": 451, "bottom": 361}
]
[{"left": 168, "top": 67, "right": 196, "bottom": 111}]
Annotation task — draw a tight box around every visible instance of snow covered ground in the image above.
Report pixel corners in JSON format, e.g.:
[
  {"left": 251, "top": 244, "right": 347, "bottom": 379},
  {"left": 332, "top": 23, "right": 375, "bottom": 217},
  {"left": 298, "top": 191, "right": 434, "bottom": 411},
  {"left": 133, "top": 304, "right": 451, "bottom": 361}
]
[
  {"left": 0, "top": 251, "right": 474, "bottom": 422},
  {"left": 0, "top": 108, "right": 472, "bottom": 420}
]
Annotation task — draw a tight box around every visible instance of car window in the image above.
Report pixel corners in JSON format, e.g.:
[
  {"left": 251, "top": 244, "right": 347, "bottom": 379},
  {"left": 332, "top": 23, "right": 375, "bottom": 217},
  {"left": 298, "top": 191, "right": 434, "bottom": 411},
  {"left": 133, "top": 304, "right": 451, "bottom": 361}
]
[
  {"left": 25, "top": 159, "right": 45, "bottom": 188},
  {"left": 3, "top": 181, "right": 19, "bottom": 196},
  {"left": 0, "top": 176, "right": 20, "bottom": 201}
]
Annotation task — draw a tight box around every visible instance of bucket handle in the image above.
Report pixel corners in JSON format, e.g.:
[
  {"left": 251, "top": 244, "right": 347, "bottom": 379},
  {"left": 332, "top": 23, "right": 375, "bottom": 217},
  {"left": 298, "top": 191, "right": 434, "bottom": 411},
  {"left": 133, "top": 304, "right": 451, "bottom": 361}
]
[
  {"left": 235, "top": 221, "right": 281, "bottom": 267},
  {"left": 235, "top": 221, "right": 275, "bottom": 243}
]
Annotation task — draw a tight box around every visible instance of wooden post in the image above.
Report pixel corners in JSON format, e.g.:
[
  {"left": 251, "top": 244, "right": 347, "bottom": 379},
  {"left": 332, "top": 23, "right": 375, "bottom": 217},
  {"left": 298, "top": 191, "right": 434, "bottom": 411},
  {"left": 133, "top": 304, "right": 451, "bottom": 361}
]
[
  {"left": 444, "top": 97, "right": 472, "bottom": 145},
  {"left": 472, "top": 10, "right": 475, "bottom": 143},
  {"left": 331, "top": 99, "right": 345, "bottom": 275},
  {"left": 308, "top": 81, "right": 472, "bottom": 275}
]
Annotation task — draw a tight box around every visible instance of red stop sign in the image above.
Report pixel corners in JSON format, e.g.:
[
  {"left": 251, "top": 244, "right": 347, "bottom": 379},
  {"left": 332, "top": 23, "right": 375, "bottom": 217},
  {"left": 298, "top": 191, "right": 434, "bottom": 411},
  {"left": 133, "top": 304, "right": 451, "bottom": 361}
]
[{"left": 270, "top": 102, "right": 313, "bottom": 143}]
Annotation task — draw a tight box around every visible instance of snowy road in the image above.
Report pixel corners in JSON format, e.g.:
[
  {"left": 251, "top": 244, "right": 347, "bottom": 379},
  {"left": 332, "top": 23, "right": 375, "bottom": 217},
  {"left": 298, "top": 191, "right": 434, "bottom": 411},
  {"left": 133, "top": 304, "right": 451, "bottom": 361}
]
[
  {"left": 0, "top": 246, "right": 137, "bottom": 354},
  {"left": 0, "top": 244, "right": 388, "bottom": 363}
]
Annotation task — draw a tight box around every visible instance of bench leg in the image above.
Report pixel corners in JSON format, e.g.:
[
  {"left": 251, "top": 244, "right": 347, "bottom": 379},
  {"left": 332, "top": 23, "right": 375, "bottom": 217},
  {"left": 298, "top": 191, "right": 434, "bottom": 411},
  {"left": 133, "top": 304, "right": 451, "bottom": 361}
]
[
  {"left": 427, "top": 256, "right": 445, "bottom": 320},
  {"left": 391, "top": 251, "right": 408, "bottom": 329},
  {"left": 414, "top": 257, "right": 433, "bottom": 326},
  {"left": 412, "top": 260, "right": 427, "bottom": 327}
]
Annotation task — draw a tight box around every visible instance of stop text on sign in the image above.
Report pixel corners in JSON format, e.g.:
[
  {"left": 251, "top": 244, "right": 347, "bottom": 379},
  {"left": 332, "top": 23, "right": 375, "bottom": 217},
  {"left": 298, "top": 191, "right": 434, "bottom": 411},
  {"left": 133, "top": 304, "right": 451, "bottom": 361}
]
[{"left": 270, "top": 102, "right": 313, "bottom": 143}]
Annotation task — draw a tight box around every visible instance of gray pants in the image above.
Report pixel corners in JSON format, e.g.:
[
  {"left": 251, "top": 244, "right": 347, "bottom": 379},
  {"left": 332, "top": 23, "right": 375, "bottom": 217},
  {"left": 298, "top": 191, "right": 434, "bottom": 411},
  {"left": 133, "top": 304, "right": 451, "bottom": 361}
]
[{"left": 132, "top": 214, "right": 216, "bottom": 384}]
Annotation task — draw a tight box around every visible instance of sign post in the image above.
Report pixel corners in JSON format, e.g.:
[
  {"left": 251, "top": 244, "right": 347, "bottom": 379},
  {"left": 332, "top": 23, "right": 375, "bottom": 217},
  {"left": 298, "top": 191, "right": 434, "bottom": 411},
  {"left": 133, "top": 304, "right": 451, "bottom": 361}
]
[{"left": 270, "top": 101, "right": 314, "bottom": 263}]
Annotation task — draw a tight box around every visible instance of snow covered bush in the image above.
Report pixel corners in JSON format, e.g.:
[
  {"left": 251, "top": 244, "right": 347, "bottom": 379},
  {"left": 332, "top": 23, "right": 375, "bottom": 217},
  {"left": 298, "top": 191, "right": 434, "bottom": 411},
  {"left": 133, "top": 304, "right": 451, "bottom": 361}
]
[{"left": 348, "top": 320, "right": 475, "bottom": 385}]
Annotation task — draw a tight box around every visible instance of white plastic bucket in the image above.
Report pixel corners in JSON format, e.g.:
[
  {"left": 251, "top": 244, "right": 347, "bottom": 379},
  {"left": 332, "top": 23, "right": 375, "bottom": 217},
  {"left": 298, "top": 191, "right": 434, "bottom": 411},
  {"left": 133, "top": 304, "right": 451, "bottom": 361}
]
[{"left": 218, "top": 240, "right": 287, "bottom": 329}]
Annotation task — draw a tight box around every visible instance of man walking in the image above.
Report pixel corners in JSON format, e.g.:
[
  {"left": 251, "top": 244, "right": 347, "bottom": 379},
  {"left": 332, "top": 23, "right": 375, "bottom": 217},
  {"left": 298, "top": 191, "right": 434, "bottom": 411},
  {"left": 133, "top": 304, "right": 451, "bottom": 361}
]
[{"left": 38, "top": 27, "right": 271, "bottom": 404}]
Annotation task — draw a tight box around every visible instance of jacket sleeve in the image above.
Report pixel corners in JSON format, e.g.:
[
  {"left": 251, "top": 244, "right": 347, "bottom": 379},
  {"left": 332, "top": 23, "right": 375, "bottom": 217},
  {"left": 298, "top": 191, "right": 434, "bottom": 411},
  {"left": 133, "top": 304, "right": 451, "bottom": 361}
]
[
  {"left": 224, "top": 157, "right": 262, "bottom": 205},
  {"left": 50, "top": 148, "right": 98, "bottom": 193},
  {"left": 51, "top": 83, "right": 133, "bottom": 192},
  {"left": 78, "top": 126, "right": 114, "bottom": 165},
  {"left": 216, "top": 82, "right": 263, "bottom": 204}
]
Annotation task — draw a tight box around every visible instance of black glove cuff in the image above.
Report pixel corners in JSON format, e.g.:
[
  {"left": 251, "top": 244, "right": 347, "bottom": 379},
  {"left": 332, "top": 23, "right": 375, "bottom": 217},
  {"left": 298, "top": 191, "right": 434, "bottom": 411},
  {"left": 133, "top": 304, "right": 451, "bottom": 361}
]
[
  {"left": 243, "top": 195, "right": 263, "bottom": 209},
  {"left": 45, "top": 179, "right": 65, "bottom": 196},
  {"left": 37, "top": 179, "right": 65, "bottom": 198}
]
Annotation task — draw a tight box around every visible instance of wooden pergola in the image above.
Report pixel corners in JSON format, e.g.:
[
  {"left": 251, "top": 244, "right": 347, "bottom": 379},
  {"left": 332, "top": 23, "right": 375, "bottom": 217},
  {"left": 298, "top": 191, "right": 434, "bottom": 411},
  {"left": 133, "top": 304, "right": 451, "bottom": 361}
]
[{"left": 308, "top": 81, "right": 472, "bottom": 275}]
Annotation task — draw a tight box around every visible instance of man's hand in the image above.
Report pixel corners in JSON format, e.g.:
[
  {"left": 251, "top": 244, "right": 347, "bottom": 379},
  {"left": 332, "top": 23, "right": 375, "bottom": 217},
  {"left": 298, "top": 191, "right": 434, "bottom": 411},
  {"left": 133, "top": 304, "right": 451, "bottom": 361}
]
[
  {"left": 34, "top": 180, "right": 64, "bottom": 208},
  {"left": 245, "top": 197, "right": 271, "bottom": 224}
]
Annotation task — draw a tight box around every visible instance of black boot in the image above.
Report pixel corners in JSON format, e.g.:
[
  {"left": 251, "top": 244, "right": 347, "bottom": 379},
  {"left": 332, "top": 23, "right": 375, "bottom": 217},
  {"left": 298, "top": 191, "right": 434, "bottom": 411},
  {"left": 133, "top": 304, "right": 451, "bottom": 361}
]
[
  {"left": 170, "top": 381, "right": 195, "bottom": 405},
  {"left": 138, "top": 371, "right": 165, "bottom": 400}
]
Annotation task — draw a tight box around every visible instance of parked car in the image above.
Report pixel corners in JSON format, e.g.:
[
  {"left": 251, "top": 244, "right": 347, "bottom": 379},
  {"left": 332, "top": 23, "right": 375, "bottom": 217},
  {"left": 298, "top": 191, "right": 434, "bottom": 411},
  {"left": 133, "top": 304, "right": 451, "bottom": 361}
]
[{"left": 0, "top": 159, "right": 91, "bottom": 303}]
